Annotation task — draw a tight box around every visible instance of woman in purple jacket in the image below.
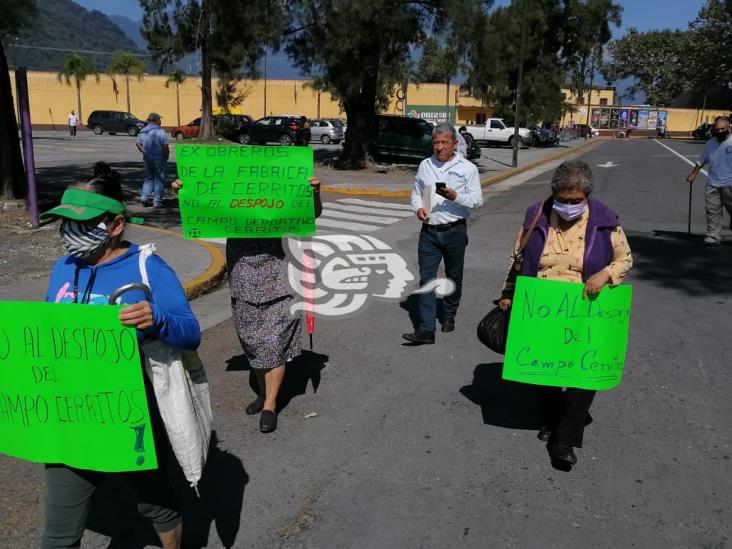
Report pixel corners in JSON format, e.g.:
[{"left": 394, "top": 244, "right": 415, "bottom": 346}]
[{"left": 498, "top": 160, "right": 633, "bottom": 467}]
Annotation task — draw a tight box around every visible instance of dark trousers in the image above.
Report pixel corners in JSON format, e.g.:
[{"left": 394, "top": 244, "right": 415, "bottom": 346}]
[
  {"left": 69, "top": 125, "right": 77, "bottom": 137},
  {"left": 417, "top": 223, "right": 467, "bottom": 333},
  {"left": 538, "top": 386, "right": 596, "bottom": 447}
]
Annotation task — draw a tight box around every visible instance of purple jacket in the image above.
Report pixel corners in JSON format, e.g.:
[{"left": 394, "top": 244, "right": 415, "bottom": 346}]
[{"left": 520, "top": 197, "right": 619, "bottom": 282}]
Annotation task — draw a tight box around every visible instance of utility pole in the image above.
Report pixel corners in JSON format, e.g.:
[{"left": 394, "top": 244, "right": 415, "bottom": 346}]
[
  {"left": 512, "top": 0, "right": 528, "bottom": 168},
  {"left": 263, "top": 51, "right": 268, "bottom": 117},
  {"left": 584, "top": 46, "right": 597, "bottom": 139}
]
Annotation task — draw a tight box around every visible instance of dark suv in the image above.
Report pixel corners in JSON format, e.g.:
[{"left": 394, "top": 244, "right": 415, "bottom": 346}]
[
  {"left": 87, "top": 110, "right": 147, "bottom": 136},
  {"left": 242, "top": 116, "right": 311, "bottom": 146},
  {"left": 372, "top": 115, "right": 433, "bottom": 161}
]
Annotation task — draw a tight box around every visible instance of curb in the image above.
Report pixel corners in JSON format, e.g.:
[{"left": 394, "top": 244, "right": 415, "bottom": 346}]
[
  {"left": 135, "top": 224, "right": 227, "bottom": 300},
  {"left": 320, "top": 139, "right": 601, "bottom": 199}
]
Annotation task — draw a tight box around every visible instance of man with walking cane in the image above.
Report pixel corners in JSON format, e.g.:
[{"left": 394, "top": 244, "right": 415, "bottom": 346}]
[{"left": 687, "top": 116, "right": 732, "bottom": 247}]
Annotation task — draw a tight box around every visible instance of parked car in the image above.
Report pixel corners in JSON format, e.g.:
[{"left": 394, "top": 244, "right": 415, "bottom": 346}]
[
  {"left": 691, "top": 123, "right": 713, "bottom": 141},
  {"left": 574, "top": 124, "right": 600, "bottom": 138},
  {"left": 372, "top": 115, "right": 433, "bottom": 161},
  {"left": 87, "top": 110, "right": 146, "bottom": 136},
  {"left": 241, "top": 115, "right": 311, "bottom": 146},
  {"left": 527, "top": 124, "right": 559, "bottom": 147},
  {"left": 308, "top": 118, "right": 345, "bottom": 144},
  {"left": 171, "top": 114, "right": 254, "bottom": 141},
  {"left": 457, "top": 118, "right": 531, "bottom": 148}
]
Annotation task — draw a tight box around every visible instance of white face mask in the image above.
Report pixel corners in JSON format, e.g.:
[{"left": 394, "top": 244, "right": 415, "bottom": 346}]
[
  {"left": 552, "top": 201, "right": 587, "bottom": 221},
  {"left": 59, "top": 220, "right": 110, "bottom": 258}
]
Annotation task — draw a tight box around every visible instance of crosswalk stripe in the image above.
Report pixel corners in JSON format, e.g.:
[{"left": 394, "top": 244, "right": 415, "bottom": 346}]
[
  {"left": 338, "top": 198, "right": 413, "bottom": 211},
  {"left": 321, "top": 208, "right": 401, "bottom": 225},
  {"left": 315, "top": 218, "right": 379, "bottom": 232},
  {"left": 325, "top": 203, "right": 414, "bottom": 217}
]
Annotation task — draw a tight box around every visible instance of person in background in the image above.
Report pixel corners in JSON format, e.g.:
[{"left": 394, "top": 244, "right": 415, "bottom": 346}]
[
  {"left": 172, "top": 176, "right": 322, "bottom": 433},
  {"left": 687, "top": 116, "right": 732, "bottom": 247},
  {"left": 498, "top": 160, "right": 632, "bottom": 467},
  {"left": 68, "top": 110, "right": 78, "bottom": 138},
  {"left": 403, "top": 123, "right": 483, "bottom": 345},
  {"left": 136, "top": 113, "right": 170, "bottom": 209},
  {"left": 40, "top": 164, "right": 200, "bottom": 548}
]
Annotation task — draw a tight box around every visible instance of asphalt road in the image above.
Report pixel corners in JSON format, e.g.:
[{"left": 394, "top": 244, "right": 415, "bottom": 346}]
[{"left": 2, "top": 138, "right": 731, "bottom": 548}]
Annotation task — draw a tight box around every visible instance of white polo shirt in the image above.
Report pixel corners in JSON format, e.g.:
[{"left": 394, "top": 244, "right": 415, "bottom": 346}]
[{"left": 411, "top": 153, "right": 483, "bottom": 225}]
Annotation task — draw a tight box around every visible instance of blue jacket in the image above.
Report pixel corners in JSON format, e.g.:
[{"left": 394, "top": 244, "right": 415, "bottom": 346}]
[{"left": 46, "top": 244, "right": 200, "bottom": 350}]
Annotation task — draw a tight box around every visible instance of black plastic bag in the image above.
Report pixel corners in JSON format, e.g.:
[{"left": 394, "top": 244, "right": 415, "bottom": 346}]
[{"left": 476, "top": 305, "right": 510, "bottom": 354}]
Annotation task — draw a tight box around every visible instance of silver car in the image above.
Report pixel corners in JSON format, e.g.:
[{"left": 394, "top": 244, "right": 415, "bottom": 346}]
[{"left": 308, "top": 118, "right": 345, "bottom": 144}]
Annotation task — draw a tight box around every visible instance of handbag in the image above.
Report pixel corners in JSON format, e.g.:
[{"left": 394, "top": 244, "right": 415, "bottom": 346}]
[
  {"left": 476, "top": 202, "right": 545, "bottom": 354},
  {"left": 136, "top": 244, "right": 212, "bottom": 490}
]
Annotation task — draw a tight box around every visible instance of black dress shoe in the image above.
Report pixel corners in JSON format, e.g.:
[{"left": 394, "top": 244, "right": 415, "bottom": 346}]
[
  {"left": 441, "top": 319, "right": 455, "bottom": 332},
  {"left": 260, "top": 410, "right": 277, "bottom": 433},
  {"left": 402, "top": 331, "right": 435, "bottom": 344},
  {"left": 549, "top": 442, "right": 577, "bottom": 465},
  {"left": 245, "top": 395, "right": 264, "bottom": 416},
  {"left": 537, "top": 426, "right": 552, "bottom": 442}
]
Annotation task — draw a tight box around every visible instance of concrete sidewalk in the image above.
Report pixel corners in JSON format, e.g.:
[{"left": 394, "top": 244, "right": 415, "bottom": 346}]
[
  {"left": 0, "top": 223, "right": 225, "bottom": 303},
  {"left": 320, "top": 137, "right": 599, "bottom": 197}
]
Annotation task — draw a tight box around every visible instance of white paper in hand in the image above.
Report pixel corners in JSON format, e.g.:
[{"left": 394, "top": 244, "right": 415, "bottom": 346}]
[{"left": 422, "top": 184, "right": 433, "bottom": 219}]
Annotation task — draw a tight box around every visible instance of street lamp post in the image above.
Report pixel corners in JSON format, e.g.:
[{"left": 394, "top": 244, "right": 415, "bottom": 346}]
[{"left": 512, "top": 0, "right": 528, "bottom": 168}]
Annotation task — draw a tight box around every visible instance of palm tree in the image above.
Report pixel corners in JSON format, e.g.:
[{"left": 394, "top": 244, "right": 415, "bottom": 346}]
[
  {"left": 57, "top": 53, "right": 98, "bottom": 124},
  {"left": 165, "top": 68, "right": 187, "bottom": 126},
  {"left": 106, "top": 51, "right": 145, "bottom": 113}
]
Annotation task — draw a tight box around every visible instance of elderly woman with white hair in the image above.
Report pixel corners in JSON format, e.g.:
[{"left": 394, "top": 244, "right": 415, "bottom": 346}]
[{"left": 498, "top": 160, "right": 633, "bottom": 467}]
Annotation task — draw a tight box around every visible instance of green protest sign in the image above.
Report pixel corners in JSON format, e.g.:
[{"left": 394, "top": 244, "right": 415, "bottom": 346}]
[
  {"left": 176, "top": 144, "right": 316, "bottom": 239},
  {"left": 503, "top": 276, "right": 633, "bottom": 390},
  {"left": 0, "top": 302, "right": 157, "bottom": 471}
]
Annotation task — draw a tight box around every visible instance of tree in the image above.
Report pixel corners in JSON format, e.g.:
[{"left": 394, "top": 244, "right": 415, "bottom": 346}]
[
  {"left": 562, "top": 0, "right": 622, "bottom": 106},
  {"left": 285, "top": 0, "right": 483, "bottom": 169},
  {"left": 603, "top": 29, "right": 692, "bottom": 106},
  {"left": 165, "top": 68, "right": 187, "bottom": 126},
  {"left": 466, "top": 0, "right": 572, "bottom": 125},
  {"left": 215, "top": 74, "right": 251, "bottom": 114},
  {"left": 57, "top": 53, "right": 98, "bottom": 123},
  {"left": 688, "top": 0, "right": 732, "bottom": 90},
  {"left": 413, "top": 37, "right": 460, "bottom": 111},
  {"left": 0, "top": 0, "right": 35, "bottom": 199},
  {"left": 106, "top": 51, "right": 145, "bottom": 113},
  {"left": 140, "top": 0, "right": 281, "bottom": 139}
]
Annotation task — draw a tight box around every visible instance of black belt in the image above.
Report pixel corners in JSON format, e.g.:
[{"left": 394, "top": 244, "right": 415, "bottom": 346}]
[{"left": 422, "top": 218, "right": 466, "bottom": 231}]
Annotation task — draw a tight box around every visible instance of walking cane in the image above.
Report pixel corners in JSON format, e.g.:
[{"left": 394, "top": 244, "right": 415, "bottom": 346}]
[{"left": 688, "top": 180, "right": 693, "bottom": 234}]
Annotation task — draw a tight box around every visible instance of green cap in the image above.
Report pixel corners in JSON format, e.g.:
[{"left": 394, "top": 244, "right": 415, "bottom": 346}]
[{"left": 40, "top": 188, "right": 126, "bottom": 221}]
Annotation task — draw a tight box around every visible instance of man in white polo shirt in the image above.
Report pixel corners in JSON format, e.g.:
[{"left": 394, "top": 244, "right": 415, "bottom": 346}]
[
  {"left": 687, "top": 115, "right": 732, "bottom": 246},
  {"left": 403, "top": 123, "right": 483, "bottom": 345}
]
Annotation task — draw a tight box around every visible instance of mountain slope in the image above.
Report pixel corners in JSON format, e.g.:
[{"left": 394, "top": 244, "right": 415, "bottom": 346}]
[{"left": 8, "top": 0, "right": 141, "bottom": 71}]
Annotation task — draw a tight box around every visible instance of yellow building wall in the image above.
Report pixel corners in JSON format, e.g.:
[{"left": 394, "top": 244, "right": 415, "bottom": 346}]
[
  {"left": 562, "top": 87, "right": 616, "bottom": 106},
  {"left": 12, "top": 71, "right": 724, "bottom": 132},
  {"left": 559, "top": 104, "right": 729, "bottom": 132},
  {"left": 12, "top": 71, "right": 492, "bottom": 127}
]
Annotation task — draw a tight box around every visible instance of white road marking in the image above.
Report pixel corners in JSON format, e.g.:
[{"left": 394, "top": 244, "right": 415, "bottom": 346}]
[
  {"left": 654, "top": 139, "right": 708, "bottom": 176},
  {"left": 325, "top": 203, "right": 413, "bottom": 217},
  {"left": 321, "top": 208, "right": 401, "bottom": 225},
  {"left": 338, "top": 198, "right": 413, "bottom": 211},
  {"left": 315, "top": 218, "right": 380, "bottom": 232}
]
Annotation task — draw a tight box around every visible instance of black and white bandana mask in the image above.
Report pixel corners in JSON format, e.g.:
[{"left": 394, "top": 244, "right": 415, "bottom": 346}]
[{"left": 59, "top": 219, "right": 110, "bottom": 259}]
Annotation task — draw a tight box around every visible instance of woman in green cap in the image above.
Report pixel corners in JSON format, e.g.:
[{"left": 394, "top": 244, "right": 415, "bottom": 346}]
[{"left": 40, "top": 163, "right": 199, "bottom": 549}]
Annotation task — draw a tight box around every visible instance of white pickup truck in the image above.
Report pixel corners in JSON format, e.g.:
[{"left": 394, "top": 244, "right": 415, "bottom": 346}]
[{"left": 458, "top": 118, "right": 532, "bottom": 148}]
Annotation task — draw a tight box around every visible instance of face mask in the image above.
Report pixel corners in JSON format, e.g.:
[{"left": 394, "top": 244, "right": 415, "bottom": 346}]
[
  {"left": 716, "top": 129, "right": 729, "bottom": 142},
  {"left": 60, "top": 219, "right": 110, "bottom": 259},
  {"left": 553, "top": 201, "right": 587, "bottom": 222}
]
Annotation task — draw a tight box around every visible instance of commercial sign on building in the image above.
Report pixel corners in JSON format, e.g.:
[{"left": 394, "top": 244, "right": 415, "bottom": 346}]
[{"left": 406, "top": 105, "right": 456, "bottom": 124}]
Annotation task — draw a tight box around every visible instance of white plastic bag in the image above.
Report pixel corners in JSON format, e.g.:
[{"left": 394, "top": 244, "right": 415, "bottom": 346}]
[{"left": 138, "top": 244, "right": 212, "bottom": 490}]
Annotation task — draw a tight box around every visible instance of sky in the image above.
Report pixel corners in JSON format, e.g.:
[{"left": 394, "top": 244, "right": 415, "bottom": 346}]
[{"left": 75, "top": 0, "right": 707, "bottom": 39}]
